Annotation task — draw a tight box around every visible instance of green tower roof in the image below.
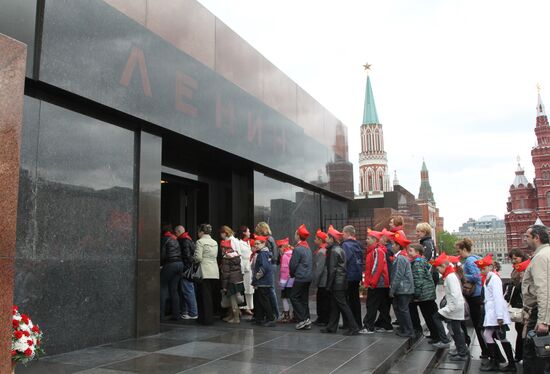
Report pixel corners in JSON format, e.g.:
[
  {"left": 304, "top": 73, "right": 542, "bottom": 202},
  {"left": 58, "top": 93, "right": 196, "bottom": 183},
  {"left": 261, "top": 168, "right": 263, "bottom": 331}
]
[{"left": 363, "top": 75, "right": 379, "bottom": 125}]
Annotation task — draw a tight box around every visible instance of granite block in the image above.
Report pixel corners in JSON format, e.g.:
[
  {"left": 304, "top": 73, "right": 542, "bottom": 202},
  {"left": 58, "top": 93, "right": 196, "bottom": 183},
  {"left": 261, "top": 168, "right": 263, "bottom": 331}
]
[
  {"left": 44, "top": 347, "right": 145, "bottom": 368},
  {"left": 102, "top": 337, "right": 189, "bottom": 352},
  {"left": 183, "top": 358, "right": 287, "bottom": 374},
  {"left": 0, "top": 32, "right": 26, "bottom": 374},
  {"left": 223, "top": 347, "right": 310, "bottom": 366},
  {"left": 283, "top": 348, "right": 359, "bottom": 374},
  {"left": 14, "top": 101, "right": 137, "bottom": 355},
  {"left": 199, "top": 329, "right": 287, "bottom": 346},
  {"left": 103, "top": 353, "right": 210, "bottom": 374},
  {"left": 158, "top": 341, "right": 248, "bottom": 360},
  {"left": 15, "top": 360, "right": 87, "bottom": 374}
]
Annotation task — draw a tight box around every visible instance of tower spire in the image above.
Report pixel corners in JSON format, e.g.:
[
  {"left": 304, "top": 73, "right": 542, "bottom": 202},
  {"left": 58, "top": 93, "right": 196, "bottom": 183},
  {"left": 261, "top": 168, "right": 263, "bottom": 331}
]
[
  {"left": 362, "top": 64, "right": 379, "bottom": 125},
  {"left": 538, "top": 83, "right": 546, "bottom": 118}
]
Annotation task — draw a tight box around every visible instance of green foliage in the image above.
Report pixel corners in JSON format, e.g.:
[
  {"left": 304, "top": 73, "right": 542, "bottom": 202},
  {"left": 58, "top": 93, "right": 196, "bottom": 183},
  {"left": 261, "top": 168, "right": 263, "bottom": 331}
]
[{"left": 436, "top": 231, "right": 460, "bottom": 255}]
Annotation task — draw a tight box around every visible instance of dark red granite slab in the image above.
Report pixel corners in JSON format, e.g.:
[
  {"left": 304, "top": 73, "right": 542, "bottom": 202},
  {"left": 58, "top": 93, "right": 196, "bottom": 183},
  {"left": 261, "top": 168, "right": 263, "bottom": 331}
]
[{"left": 0, "top": 32, "right": 26, "bottom": 374}]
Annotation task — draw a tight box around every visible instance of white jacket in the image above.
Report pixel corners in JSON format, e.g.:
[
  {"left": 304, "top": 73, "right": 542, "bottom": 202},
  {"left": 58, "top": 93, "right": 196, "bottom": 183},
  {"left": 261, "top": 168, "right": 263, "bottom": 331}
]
[
  {"left": 440, "top": 272, "right": 465, "bottom": 320},
  {"left": 483, "top": 272, "right": 511, "bottom": 327},
  {"left": 238, "top": 239, "right": 254, "bottom": 294}
]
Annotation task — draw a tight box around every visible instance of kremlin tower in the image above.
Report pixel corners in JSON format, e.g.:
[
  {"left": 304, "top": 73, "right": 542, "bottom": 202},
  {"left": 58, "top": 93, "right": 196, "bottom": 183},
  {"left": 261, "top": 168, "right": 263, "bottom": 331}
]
[
  {"left": 505, "top": 90, "right": 550, "bottom": 252},
  {"left": 358, "top": 67, "right": 391, "bottom": 197}
]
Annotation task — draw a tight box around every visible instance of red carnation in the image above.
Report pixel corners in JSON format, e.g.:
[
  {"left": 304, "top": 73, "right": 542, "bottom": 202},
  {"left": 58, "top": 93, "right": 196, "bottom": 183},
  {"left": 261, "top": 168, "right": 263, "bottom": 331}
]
[
  {"left": 20, "top": 314, "right": 30, "bottom": 324},
  {"left": 23, "top": 331, "right": 30, "bottom": 337},
  {"left": 14, "top": 330, "right": 23, "bottom": 339},
  {"left": 31, "top": 326, "right": 40, "bottom": 333},
  {"left": 12, "top": 319, "right": 20, "bottom": 328},
  {"left": 12, "top": 305, "right": 18, "bottom": 312},
  {"left": 24, "top": 348, "right": 33, "bottom": 357},
  {"left": 27, "top": 340, "right": 33, "bottom": 346},
  {"left": 11, "top": 350, "right": 16, "bottom": 357},
  {"left": 36, "top": 339, "right": 40, "bottom": 346}
]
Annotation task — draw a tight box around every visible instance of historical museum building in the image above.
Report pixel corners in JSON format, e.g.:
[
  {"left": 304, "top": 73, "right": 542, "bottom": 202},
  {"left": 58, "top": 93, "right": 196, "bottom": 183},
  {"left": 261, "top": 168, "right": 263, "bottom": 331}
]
[
  {"left": 505, "top": 92, "right": 550, "bottom": 252},
  {"left": 454, "top": 216, "right": 507, "bottom": 262},
  {"left": 1, "top": 0, "right": 353, "bottom": 355}
]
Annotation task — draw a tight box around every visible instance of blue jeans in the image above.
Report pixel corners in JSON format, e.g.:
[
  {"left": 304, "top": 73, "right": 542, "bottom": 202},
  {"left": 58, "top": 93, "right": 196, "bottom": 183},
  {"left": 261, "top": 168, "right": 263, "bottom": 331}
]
[
  {"left": 180, "top": 278, "right": 197, "bottom": 317},
  {"left": 160, "top": 262, "right": 184, "bottom": 319}
]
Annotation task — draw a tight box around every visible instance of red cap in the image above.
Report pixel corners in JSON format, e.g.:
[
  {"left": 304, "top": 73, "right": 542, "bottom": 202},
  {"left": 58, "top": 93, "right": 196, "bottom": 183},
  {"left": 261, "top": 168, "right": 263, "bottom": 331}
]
[
  {"left": 393, "top": 232, "right": 411, "bottom": 248},
  {"left": 381, "top": 228, "right": 395, "bottom": 239},
  {"left": 367, "top": 229, "right": 383, "bottom": 240},
  {"left": 316, "top": 229, "right": 328, "bottom": 242},
  {"left": 297, "top": 224, "right": 310, "bottom": 239},
  {"left": 220, "top": 240, "right": 232, "bottom": 248},
  {"left": 430, "top": 252, "right": 449, "bottom": 267},
  {"left": 327, "top": 225, "right": 343, "bottom": 241},
  {"left": 255, "top": 235, "right": 268, "bottom": 242},
  {"left": 448, "top": 255, "right": 461, "bottom": 264},
  {"left": 475, "top": 254, "right": 493, "bottom": 269},
  {"left": 276, "top": 237, "right": 289, "bottom": 247}
]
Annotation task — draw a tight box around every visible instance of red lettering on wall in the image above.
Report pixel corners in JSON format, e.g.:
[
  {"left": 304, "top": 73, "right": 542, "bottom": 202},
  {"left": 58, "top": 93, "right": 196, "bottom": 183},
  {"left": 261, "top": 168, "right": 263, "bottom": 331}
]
[
  {"left": 175, "top": 71, "right": 198, "bottom": 117},
  {"left": 247, "top": 112, "right": 262, "bottom": 145},
  {"left": 119, "top": 47, "right": 152, "bottom": 97},
  {"left": 216, "top": 94, "right": 235, "bottom": 133}
]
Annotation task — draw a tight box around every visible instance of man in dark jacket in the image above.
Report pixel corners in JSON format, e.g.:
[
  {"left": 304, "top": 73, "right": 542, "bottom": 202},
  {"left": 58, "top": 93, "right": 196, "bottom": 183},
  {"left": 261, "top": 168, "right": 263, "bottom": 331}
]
[
  {"left": 160, "top": 225, "right": 184, "bottom": 321},
  {"left": 174, "top": 225, "right": 198, "bottom": 319},
  {"left": 341, "top": 225, "right": 364, "bottom": 328},
  {"left": 290, "top": 224, "right": 313, "bottom": 330},
  {"left": 321, "top": 225, "right": 360, "bottom": 336}
]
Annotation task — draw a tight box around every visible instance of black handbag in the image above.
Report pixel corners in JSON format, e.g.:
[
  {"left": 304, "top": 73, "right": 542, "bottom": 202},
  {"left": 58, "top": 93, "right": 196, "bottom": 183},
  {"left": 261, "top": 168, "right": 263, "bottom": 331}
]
[
  {"left": 181, "top": 265, "right": 194, "bottom": 281},
  {"left": 528, "top": 331, "right": 550, "bottom": 358},
  {"left": 192, "top": 264, "right": 203, "bottom": 283}
]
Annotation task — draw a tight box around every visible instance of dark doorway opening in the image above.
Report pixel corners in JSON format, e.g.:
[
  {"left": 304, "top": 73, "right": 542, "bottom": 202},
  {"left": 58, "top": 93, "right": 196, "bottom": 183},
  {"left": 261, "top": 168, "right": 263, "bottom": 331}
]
[{"left": 160, "top": 172, "right": 208, "bottom": 239}]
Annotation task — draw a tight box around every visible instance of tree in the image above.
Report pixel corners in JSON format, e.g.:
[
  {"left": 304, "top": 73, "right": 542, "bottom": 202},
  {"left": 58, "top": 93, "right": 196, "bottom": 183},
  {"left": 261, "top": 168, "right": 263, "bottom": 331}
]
[{"left": 437, "top": 230, "right": 460, "bottom": 255}]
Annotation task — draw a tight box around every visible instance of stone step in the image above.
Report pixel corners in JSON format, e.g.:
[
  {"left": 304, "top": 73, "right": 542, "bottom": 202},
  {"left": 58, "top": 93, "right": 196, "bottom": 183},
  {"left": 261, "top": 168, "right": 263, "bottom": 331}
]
[{"left": 387, "top": 337, "right": 444, "bottom": 374}]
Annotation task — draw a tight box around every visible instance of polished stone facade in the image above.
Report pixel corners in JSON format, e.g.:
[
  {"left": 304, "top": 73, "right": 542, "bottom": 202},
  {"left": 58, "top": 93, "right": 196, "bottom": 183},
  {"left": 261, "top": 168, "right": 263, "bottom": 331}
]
[
  {"left": 0, "top": 32, "right": 26, "bottom": 374},
  {"left": 0, "top": 0, "right": 353, "bottom": 358},
  {"left": 15, "top": 100, "right": 137, "bottom": 354}
]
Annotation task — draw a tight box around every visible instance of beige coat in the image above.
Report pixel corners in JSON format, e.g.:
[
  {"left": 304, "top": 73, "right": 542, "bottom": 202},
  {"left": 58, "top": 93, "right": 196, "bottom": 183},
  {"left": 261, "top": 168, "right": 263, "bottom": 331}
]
[
  {"left": 522, "top": 243, "right": 550, "bottom": 325},
  {"left": 194, "top": 234, "right": 219, "bottom": 279}
]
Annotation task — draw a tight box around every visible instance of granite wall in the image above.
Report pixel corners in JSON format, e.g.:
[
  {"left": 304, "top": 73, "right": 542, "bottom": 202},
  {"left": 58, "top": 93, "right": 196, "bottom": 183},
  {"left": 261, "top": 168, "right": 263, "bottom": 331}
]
[
  {"left": 0, "top": 33, "right": 26, "bottom": 374},
  {"left": 15, "top": 99, "right": 137, "bottom": 355}
]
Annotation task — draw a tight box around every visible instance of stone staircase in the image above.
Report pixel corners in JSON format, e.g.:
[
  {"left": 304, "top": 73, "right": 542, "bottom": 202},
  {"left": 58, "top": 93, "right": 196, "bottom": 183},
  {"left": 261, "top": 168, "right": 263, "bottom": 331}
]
[{"left": 387, "top": 335, "right": 470, "bottom": 374}]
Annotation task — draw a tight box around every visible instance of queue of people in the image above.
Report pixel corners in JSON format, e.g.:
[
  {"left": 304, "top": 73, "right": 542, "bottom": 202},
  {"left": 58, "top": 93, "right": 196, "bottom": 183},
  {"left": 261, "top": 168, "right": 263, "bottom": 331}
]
[{"left": 160, "top": 218, "right": 550, "bottom": 373}]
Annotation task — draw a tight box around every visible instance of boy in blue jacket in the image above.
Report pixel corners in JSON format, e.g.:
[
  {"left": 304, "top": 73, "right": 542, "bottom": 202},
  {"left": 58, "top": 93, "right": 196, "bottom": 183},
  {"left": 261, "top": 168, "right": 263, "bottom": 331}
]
[{"left": 251, "top": 235, "right": 276, "bottom": 327}]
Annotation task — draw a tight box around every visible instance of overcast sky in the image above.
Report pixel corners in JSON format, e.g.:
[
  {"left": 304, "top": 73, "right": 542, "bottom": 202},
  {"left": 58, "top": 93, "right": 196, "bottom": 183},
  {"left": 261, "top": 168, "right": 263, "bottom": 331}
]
[{"left": 198, "top": 0, "right": 550, "bottom": 232}]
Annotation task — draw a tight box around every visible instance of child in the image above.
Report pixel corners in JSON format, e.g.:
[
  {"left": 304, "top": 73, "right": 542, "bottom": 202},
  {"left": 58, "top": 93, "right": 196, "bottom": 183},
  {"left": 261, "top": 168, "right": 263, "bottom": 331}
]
[
  {"left": 220, "top": 239, "right": 245, "bottom": 324},
  {"left": 430, "top": 253, "right": 468, "bottom": 361},
  {"left": 312, "top": 229, "right": 329, "bottom": 326},
  {"left": 251, "top": 235, "right": 276, "bottom": 327},
  {"left": 407, "top": 243, "right": 439, "bottom": 340},
  {"left": 361, "top": 229, "right": 392, "bottom": 334},
  {"left": 277, "top": 238, "right": 294, "bottom": 323},
  {"left": 390, "top": 232, "right": 415, "bottom": 338},
  {"left": 476, "top": 255, "right": 515, "bottom": 372}
]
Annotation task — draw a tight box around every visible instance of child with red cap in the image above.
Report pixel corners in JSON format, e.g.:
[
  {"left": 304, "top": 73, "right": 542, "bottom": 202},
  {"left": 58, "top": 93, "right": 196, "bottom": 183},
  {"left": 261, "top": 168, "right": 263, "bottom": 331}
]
[
  {"left": 430, "top": 253, "right": 468, "bottom": 361},
  {"left": 277, "top": 238, "right": 294, "bottom": 323},
  {"left": 290, "top": 224, "right": 313, "bottom": 330},
  {"left": 312, "top": 229, "right": 330, "bottom": 326},
  {"left": 360, "top": 229, "right": 392, "bottom": 334},
  {"left": 476, "top": 255, "right": 515, "bottom": 372},
  {"left": 390, "top": 232, "right": 415, "bottom": 338}
]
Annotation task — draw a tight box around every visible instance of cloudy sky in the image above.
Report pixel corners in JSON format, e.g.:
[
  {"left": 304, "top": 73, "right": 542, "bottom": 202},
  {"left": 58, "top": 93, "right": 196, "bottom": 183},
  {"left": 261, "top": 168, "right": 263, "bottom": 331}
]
[{"left": 198, "top": 0, "right": 550, "bottom": 231}]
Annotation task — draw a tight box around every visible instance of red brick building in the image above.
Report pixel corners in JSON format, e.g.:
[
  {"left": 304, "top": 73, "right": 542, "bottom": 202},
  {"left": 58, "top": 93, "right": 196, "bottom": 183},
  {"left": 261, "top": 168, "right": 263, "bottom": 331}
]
[{"left": 505, "top": 92, "right": 550, "bottom": 253}]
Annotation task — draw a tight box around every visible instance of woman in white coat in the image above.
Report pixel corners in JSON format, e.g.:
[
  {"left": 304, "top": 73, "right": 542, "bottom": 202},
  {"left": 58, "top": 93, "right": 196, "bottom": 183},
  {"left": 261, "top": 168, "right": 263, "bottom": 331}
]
[
  {"left": 476, "top": 255, "right": 515, "bottom": 372},
  {"left": 236, "top": 226, "right": 254, "bottom": 315}
]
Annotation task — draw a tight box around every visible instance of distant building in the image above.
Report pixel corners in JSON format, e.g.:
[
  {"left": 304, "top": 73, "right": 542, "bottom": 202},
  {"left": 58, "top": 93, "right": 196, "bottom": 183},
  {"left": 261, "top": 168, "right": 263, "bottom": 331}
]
[
  {"left": 505, "top": 91, "right": 550, "bottom": 253},
  {"left": 454, "top": 216, "right": 507, "bottom": 262}
]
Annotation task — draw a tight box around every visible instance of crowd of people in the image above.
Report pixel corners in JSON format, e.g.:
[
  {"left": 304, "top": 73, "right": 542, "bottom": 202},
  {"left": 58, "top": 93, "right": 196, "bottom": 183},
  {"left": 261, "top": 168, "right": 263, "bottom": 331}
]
[{"left": 160, "top": 217, "right": 550, "bottom": 373}]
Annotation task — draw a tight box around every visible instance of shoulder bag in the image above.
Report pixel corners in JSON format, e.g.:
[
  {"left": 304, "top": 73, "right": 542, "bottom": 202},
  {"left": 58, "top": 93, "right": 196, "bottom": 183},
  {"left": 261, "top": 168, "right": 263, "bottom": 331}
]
[
  {"left": 192, "top": 264, "right": 203, "bottom": 283},
  {"left": 527, "top": 330, "right": 550, "bottom": 358},
  {"left": 507, "top": 286, "right": 523, "bottom": 323}
]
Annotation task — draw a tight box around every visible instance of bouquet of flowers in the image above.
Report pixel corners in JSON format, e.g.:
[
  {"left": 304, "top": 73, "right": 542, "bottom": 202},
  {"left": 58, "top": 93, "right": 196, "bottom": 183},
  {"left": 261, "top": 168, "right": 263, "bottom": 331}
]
[{"left": 11, "top": 305, "right": 44, "bottom": 365}]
